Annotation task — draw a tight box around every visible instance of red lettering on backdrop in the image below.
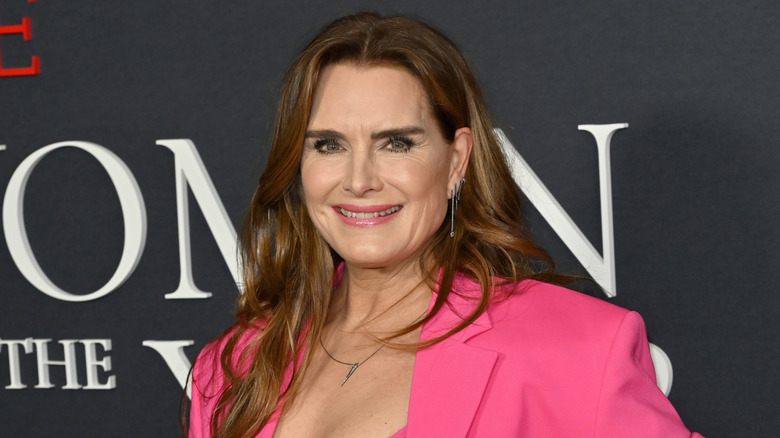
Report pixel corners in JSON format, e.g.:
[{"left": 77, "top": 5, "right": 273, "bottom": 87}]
[{"left": 0, "top": 0, "right": 40, "bottom": 77}]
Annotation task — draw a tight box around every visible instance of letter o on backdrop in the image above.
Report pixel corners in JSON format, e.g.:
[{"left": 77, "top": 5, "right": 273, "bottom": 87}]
[{"left": 2, "top": 141, "right": 147, "bottom": 302}]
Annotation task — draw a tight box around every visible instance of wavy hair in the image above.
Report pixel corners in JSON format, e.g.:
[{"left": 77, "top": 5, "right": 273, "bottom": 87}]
[{"left": 201, "top": 12, "right": 567, "bottom": 438}]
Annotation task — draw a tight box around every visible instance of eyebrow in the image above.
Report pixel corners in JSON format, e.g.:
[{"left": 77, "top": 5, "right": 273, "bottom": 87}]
[
  {"left": 304, "top": 126, "right": 425, "bottom": 140},
  {"left": 370, "top": 126, "right": 425, "bottom": 140},
  {"left": 304, "top": 129, "right": 345, "bottom": 140}
]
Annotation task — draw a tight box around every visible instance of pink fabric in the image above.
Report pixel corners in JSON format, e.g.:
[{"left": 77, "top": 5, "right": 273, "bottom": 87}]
[
  {"left": 190, "top": 277, "right": 705, "bottom": 437},
  {"left": 388, "top": 426, "right": 407, "bottom": 438}
]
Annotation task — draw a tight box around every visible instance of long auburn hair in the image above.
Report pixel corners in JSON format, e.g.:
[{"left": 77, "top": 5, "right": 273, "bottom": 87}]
[{"left": 200, "top": 11, "right": 568, "bottom": 438}]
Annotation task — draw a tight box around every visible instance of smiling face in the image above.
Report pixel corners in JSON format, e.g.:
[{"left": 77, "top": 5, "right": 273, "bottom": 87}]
[{"left": 301, "top": 64, "right": 471, "bottom": 271}]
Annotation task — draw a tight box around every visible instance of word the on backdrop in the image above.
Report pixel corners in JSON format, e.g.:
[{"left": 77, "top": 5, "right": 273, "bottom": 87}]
[{"left": 0, "top": 338, "right": 114, "bottom": 390}]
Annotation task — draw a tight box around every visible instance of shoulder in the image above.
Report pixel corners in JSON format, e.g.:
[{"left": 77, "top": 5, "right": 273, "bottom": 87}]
[
  {"left": 192, "top": 323, "right": 263, "bottom": 399},
  {"left": 452, "top": 278, "right": 657, "bottom": 403},
  {"left": 437, "top": 278, "right": 699, "bottom": 437},
  {"left": 499, "top": 279, "right": 631, "bottom": 329},
  {"left": 449, "top": 276, "right": 639, "bottom": 351},
  {"left": 189, "top": 323, "right": 264, "bottom": 437},
  {"left": 453, "top": 276, "right": 631, "bottom": 329}
]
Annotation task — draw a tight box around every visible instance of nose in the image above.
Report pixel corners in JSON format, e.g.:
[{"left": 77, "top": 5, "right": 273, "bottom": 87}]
[{"left": 342, "top": 150, "right": 381, "bottom": 196}]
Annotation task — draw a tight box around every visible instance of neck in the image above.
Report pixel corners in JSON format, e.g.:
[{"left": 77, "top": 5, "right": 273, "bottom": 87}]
[{"left": 328, "top": 262, "right": 432, "bottom": 334}]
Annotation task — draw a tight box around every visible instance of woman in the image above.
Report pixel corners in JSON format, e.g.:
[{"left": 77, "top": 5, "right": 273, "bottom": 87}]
[{"left": 190, "top": 12, "right": 705, "bottom": 438}]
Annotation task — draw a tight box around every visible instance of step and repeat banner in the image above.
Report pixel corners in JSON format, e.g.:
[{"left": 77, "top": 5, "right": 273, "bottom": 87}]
[{"left": 1, "top": 1, "right": 776, "bottom": 436}]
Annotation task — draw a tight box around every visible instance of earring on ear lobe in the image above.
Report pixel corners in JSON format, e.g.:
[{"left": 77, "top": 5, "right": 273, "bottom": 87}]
[
  {"left": 449, "top": 177, "right": 465, "bottom": 238},
  {"left": 456, "top": 177, "right": 465, "bottom": 210},
  {"left": 450, "top": 187, "right": 456, "bottom": 238}
]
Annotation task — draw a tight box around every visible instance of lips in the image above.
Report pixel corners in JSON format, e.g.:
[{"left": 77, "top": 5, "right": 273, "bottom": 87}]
[
  {"left": 333, "top": 204, "right": 402, "bottom": 226},
  {"left": 338, "top": 205, "right": 400, "bottom": 218}
]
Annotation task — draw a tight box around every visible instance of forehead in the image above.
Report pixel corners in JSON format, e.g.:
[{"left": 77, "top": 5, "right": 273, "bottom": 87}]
[{"left": 308, "top": 63, "right": 430, "bottom": 129}]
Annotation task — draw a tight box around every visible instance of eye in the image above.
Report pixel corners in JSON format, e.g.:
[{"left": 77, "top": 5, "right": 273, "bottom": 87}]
[
  {"left": 385, "top": 135, "right": 415, "bottom": 153},
  {"left": 313, "top": 138, "right": 341, "bottom": 154}
]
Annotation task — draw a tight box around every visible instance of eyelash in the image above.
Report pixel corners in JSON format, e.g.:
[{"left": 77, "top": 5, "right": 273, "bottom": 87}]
[
  {"left": 385, "top": 135, "right": 416, "bottom": 153},
  {"left": 313, "top": 138, "right": 340, "bottom": 154}
]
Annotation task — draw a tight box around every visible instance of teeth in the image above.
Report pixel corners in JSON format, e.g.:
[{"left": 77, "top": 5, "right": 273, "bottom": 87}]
[{"left": 339, "top": 205, "right": 400, "bottom": 218}]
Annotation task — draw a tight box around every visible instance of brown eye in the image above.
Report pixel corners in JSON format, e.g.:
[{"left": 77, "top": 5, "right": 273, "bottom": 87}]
[
  {"left": 386, "top": 135, "right": 415, "bottom": 153},
  {"left": 390, "top": 140, "right": 407, "bottom": 150}
]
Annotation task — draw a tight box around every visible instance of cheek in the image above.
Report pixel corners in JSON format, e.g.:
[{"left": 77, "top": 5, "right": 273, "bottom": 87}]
[
  {"left": 411, "top": 161, "right": 450, "bottom": 199},
  {"left": 300, "top": 161, "right": 331, "bottom": 205},
  {"left": 389, "top": 153, "right": 450, "bottom": 185},
  {"left": 390, "top": 163, "right": 450, "bottom": 213},
  {"left": 300, "top": 173, "right": 330, "bottom": 239}
]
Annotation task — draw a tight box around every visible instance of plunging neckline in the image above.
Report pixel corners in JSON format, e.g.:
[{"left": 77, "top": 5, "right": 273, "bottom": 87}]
[{"left": 388, "top": 425, "right": 408, "bottom": 437}]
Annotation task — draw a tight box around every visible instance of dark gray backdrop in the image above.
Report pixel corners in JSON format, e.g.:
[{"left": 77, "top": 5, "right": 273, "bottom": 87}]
[{"left": 1, "top": 1, "right": 776, "bottom": 436}]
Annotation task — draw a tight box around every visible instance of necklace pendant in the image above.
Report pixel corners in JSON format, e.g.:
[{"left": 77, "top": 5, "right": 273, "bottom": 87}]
[{"left": 341, "top": 362, "right": 359, "bottom": 386}]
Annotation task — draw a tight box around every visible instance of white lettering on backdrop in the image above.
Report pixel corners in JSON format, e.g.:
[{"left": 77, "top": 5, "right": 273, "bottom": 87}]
[
  {"left": 2, "top": 140, "right": 239, "bottom": 302},
  {"left": 157, "top": 139, "right": 240, "bottom": 299},
  {"left": 0, "top": 125, "right": 674, "bottom": 396},
  {"left": 142, "top": 340, "right": 194, "bottom": 398},
  {"left": 0, "top": 338, "right": 115, "bottom": 390},
  {"left": 496, "top": 125, "right": 626, "bottom": 297},
  {"left": 2, "top": 141, "right": 146, "bottom": 302}
]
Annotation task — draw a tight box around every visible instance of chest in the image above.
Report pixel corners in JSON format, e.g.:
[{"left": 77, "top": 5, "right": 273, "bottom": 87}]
[{"left": 272, "top": 344, "right": 416, "bottom": 438}]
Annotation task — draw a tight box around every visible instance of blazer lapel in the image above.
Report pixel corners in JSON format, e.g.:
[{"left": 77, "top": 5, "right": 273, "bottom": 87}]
[{"left": 407, "top": 295, "right": 497, "bottom": 438}]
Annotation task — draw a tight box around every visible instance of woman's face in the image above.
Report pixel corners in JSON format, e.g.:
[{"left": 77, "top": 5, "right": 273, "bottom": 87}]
[{"left": 301, "top": 64, "right": 471, "bottom": 270}]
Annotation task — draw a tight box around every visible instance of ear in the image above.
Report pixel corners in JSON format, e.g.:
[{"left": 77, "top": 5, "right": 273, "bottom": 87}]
[{"left": 448, "top": 127, "right": 473, "bottom": 195}]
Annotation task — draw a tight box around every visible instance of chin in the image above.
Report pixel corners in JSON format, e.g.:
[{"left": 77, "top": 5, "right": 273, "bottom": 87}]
[{"left": 340, "top": 248, "right": 420, "bottom": 271}]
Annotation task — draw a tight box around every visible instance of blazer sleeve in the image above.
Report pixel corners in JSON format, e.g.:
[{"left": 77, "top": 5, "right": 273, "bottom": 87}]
[
  {"left": 189, "top": 366, "right": 207, "bottom": 438},
  {"left": 594, "top": 311, "right": 706, "bottom": 438},
  {"left": 189, "top": 340, "right": 224, "bottom": 438}
]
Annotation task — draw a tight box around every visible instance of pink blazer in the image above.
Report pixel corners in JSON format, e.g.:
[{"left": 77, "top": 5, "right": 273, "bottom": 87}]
[{"left": 191, "top": 276, "right": 705, "bottom": 437}]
